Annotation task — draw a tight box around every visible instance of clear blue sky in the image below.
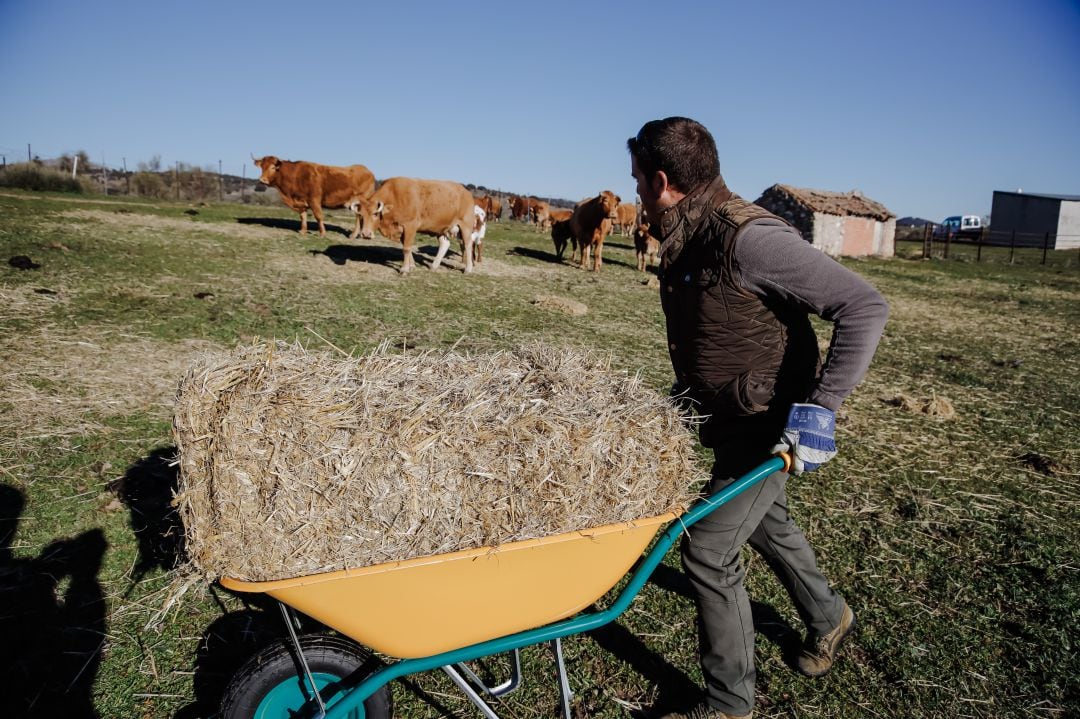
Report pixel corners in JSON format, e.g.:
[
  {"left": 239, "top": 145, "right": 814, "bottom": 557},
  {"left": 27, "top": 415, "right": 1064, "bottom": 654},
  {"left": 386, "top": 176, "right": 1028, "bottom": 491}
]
[{"left": 2, "top": 0, "right": 1078, "bottom": 222}]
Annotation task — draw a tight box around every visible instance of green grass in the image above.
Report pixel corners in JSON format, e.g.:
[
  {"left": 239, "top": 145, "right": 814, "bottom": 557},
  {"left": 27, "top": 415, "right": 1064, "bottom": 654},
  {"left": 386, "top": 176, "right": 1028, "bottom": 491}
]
[{"left": 1, "top": 188, "right": 1078, "bottom": 718}]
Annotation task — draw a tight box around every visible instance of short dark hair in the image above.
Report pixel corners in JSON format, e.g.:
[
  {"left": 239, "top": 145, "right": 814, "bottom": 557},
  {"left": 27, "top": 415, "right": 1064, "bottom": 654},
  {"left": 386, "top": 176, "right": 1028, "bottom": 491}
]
[{"left": 627, "top": 117, "right": 720, "bottom": 193}]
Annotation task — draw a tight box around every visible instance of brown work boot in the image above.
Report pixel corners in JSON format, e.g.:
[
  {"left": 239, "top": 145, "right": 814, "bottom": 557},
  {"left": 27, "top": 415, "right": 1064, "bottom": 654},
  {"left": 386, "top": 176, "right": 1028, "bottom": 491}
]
[
  {"left": 797, "top": 603, "right": 856, "bottom": 677},
  {"left": 659, "top": 701, "right": 751, "bottom": 719}
]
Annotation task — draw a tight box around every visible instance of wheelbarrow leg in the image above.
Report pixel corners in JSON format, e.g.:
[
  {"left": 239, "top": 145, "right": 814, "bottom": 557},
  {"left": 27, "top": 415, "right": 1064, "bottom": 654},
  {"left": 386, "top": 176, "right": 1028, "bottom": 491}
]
[
  {"left": 441, "top": 664, "right": 505, "bottom": 719},
  {"left": 551, "top": 638, "right": 573, "bottom": 719},
  {"left": 450, "top": 649, "right": 523, "bottom": 697},
  {"left": 442, "top": 641, "right": 572, "bottom": 719},
  {"left": 278, "top": 602, "right": 328, "bottom": 717}
]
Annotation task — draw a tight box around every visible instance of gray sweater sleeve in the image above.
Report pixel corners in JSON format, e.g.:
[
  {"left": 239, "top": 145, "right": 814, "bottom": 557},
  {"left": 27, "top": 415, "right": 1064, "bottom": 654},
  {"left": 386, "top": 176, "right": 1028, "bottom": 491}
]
[{"left": 733, "top": 218, "right": 889, "bottom": 411}]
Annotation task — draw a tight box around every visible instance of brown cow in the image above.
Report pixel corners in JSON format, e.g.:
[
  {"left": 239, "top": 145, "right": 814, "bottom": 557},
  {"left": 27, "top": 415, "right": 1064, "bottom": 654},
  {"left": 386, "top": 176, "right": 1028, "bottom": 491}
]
[
  {"left": 252, "top": 155, "right": 375, "bottom": 238},
  {"left": 551, "top": 218, "right": 574, "bottom": 260},
  {"left": 489, "top": 196, "right": 502, "bottom": 222},
  {"left": 351, "top": 178, "right": 476, "bottom": 273},
  {"left": 634, "top": 223, "right": 660, "bottom": 272},
  {"left": 569, "top": 190, "right": 620, "bottom": 271},
  {"left": 615, "top": 202, "right": 638, "bottom": 236},
  {"left": 508, "top": 195, "right": 529, "bottom": 221},
  {"left": 473, "top": 194, "right": 492, "bottom": 216}
]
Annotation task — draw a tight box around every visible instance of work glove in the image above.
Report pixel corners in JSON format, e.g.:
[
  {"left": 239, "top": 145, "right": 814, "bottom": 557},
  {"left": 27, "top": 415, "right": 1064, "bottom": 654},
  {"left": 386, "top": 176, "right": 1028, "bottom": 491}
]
[{"left": 772, "top": 403, "right": 836, "bottom": 474}]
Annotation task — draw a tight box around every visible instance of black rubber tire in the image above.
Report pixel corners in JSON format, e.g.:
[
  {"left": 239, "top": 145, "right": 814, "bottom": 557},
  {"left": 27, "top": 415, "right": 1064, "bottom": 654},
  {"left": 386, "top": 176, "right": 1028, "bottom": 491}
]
[{"left": 221, "top": 633, "right": 392, "bottom": 719}]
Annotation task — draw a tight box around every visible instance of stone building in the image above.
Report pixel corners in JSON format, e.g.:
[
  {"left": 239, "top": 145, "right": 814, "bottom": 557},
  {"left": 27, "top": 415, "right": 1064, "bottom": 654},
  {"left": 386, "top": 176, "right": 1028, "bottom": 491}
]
[{"left": 754, "top": 184, "right": 895, "bottom": 258}]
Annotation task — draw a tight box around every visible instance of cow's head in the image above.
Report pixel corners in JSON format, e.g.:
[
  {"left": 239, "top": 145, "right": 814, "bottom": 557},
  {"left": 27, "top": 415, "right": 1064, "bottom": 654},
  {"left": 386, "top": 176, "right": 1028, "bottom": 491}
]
[
  {"left": 600, "top": 191, "right": 621, "bottom": 219},
  {"left": 252, "top": 155, "right": 281, "bottom": 185},
  {"left": 350, "top": 198, "right": 393, "bottom": 240}
]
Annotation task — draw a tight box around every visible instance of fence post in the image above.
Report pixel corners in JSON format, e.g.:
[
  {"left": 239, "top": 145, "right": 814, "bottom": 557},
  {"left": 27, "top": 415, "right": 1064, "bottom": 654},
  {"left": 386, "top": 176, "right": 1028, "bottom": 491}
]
[
  {"left": 1043, "top": 231, "right": 1050, "bottom": 265},
  {"left": 944, "top": 230, "right": 952, "bottom": 259},
  {"left": 1009, "top": 230, "right": 1016, "bottom": 264},
  {"left": 922, "top": 223, "right": 931, "bottom": 259},
  {"left": 976, "top": 227, "right": 984, "bottom": 262}
]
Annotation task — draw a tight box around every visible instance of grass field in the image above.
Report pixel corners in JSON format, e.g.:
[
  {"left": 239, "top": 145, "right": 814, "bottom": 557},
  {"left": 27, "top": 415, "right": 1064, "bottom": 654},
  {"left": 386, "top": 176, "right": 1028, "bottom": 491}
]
[{"left": 1, "top": 190, "right": 1078, "bottom": 719}]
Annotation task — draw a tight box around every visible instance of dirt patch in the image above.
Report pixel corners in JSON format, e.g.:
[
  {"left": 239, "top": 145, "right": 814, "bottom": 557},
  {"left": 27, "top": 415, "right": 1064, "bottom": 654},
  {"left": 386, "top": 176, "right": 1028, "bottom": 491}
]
[{"left": 531, "top": 295, "right": 588, "bottom": 316}]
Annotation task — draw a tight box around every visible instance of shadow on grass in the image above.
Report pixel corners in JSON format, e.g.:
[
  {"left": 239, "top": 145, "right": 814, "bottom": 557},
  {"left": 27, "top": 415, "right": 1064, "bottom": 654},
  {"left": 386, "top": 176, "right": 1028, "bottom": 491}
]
[
  {"left": 237, "top": 216, "right": 352, "bottom": 236},
  {"left": 173, "top": 595, "right": 290, "bottom": 719},
  {"left": 0, "top": 485, "right": 107, "bottom": 719},
  {"left": 314, "top": 243, "right": 403, "bottom": 268},
  {"left": 511, "top": 246, "right": 637, "bottom": 271},
  {"left": 110, "top": 447, "right": 185, "bottom": 580},
  {"left": 597, "top": 563, "right": 803, "bottom": 716}
]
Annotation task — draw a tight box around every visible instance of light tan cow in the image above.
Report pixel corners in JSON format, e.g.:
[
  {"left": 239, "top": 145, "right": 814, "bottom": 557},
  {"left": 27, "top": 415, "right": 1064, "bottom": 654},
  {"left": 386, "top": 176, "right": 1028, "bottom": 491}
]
[
  {"left": 615, "top": 202, "right": 638, "bottom": 236},
  {"left": 530, "top": 199, "right": 551, "bottom": 232},
  {"left": 569, "top": 190, "right": 620, "bottom": 271},
  {"left": 352, "top": 178, "right": 477, "bottom": 273},
  {"left": 489, "top": 196, "right": 502, "bottom": 222}
]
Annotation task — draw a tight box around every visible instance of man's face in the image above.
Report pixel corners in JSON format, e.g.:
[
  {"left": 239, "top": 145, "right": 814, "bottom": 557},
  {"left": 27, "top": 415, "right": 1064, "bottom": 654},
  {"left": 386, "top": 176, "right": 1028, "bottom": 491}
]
[{"left": 631, "top": 155, "right": 659, "bottom": 221}]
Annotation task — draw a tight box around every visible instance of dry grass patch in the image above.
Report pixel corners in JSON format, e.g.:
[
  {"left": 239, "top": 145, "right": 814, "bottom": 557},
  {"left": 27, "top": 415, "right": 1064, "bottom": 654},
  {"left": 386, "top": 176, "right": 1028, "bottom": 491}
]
[
  {"left": 0, "top": 325, "right": 220, "bottom": 450},
  {"left": 46, "top": 209, "right": 281, "bottom": 243}
]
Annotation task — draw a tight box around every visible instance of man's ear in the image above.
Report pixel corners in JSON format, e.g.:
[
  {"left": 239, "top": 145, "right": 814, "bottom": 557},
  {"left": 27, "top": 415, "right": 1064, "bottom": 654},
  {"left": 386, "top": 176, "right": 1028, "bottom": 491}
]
[{"left": 651, "top": 170, "right": 669, "bottom": 199}]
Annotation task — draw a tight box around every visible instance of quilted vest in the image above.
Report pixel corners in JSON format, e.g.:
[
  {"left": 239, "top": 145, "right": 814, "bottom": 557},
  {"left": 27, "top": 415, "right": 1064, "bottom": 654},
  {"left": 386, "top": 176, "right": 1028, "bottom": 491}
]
[{"left": 656, "top": 176, "right": 819, "bottom": 446}]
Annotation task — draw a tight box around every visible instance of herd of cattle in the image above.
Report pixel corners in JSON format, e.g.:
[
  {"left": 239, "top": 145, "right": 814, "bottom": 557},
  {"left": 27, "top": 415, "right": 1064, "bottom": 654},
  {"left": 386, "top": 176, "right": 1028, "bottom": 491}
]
[{"left": 251, "top": 155, "right": 660, "bottom": 274}]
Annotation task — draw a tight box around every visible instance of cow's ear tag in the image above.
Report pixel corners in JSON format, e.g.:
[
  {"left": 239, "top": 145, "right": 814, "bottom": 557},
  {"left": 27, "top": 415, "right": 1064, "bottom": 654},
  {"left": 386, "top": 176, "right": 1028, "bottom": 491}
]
[{"left": 684, "top": 274, "right": 691, "bottom": 283}]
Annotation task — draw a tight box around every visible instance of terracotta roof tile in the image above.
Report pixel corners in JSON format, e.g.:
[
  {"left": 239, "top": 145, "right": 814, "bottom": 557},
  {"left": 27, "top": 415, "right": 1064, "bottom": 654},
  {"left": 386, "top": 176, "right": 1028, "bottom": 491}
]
[{"left": 756, "top": 184, "right": 894, "bottom": 221}]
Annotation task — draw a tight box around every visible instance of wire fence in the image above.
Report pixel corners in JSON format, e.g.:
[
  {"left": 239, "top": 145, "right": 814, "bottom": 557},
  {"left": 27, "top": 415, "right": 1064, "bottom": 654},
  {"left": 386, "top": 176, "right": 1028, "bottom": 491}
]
[{"left": 896, "top": 225, "right": 1079, "bottom": 268}]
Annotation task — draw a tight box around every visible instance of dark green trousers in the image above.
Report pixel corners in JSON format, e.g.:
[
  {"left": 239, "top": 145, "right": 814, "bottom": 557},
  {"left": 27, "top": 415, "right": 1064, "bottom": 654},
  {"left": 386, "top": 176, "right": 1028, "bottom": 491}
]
[{"left": 682, "top": 427, "right": 846, "bottom": 715}]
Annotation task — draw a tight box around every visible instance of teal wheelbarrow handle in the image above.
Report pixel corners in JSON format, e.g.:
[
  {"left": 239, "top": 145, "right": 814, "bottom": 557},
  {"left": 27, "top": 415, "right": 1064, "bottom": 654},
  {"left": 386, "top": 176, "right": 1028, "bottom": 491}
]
[{"left": 324, "top": 453, "right": 791, "bottom": 719}]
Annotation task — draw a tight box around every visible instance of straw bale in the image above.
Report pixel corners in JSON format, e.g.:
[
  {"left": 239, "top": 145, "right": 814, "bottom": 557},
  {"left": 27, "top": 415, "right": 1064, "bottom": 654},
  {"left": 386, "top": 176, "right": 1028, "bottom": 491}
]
[{"left": 173, "top": 341, "right": 704, "bottom": 581}]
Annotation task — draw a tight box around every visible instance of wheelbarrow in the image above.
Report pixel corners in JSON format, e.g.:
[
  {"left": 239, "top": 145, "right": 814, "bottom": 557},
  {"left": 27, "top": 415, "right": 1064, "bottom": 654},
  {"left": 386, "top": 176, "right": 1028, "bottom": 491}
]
[{"left": 217, "top": 453, "right": 791, "bottom": 719}]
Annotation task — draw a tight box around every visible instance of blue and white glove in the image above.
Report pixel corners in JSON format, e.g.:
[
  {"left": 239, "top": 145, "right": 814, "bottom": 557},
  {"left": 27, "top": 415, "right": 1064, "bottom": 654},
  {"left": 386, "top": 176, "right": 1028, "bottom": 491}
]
[{"left": 772, "top": 403, "right": 837, "bottom": 474}]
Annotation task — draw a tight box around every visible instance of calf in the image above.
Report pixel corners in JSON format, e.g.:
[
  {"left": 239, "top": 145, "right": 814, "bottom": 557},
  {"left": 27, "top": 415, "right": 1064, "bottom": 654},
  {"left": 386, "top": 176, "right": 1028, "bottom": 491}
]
[
  {"left": 634, "top": 223, "right": 660, "bottom": 272},
  {"left": 352, "top": 177, "right": 477, "bottom": 273},
  {"left": 252, "top": 155, "right": 375, "bottom": 238},
  {"left": 469, "top": 205, "right": 486, "bottom": 264},
  {"left": 551, "top": 218, "right": 574, "bottom": 260}
]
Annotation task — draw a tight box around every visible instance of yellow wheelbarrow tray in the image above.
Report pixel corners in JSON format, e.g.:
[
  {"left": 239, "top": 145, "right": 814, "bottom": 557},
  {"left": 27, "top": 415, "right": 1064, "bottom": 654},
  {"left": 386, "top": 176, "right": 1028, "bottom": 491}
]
[
  {"left": 217, "top": 454, "right": 789, "bottom": 719},
  {"left": 220, "top": 511, "right": 680, "bottom": 658}
]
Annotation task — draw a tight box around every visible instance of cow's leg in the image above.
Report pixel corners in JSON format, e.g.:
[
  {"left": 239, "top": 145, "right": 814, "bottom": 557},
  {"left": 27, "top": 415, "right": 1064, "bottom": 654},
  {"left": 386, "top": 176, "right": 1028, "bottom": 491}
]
[
  {"left": 312, "top": 204, "right": 327, "bottom": 237},
  {"left": 461, "top": 225, "right": 474, "bottom": 274},
  {"left": 594, "top": 239, "right": 604, "bottom": 272},
  {"left": 299, "top": 209, "right": 308, "bottom": 235},
  {"left": 431, "top": 234, "right": 452, "bottom": 271},
  {"left": 349, "top": 207, "right": 362, "bottom": 240},
  {"left": 401, "top": 227, "right": 416, "bottom": 273}
]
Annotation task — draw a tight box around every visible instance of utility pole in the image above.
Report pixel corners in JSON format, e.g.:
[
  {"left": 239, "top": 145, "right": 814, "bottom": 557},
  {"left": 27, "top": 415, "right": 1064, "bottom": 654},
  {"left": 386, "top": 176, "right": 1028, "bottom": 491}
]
[
  {"left": 27, "top": 144, "right": 31, "bottom": 163},
  {"left": 123, "top": 157, "right": 130, "bottom": 194},
  {"left": 175, "top": 161, "right": 180, "bottom": 200},
  {"left": 219, "top": 159, "right": 223, "bottom": 202},
  {"left": 102, "top": 153, "right": 109, "bottom": 196}
]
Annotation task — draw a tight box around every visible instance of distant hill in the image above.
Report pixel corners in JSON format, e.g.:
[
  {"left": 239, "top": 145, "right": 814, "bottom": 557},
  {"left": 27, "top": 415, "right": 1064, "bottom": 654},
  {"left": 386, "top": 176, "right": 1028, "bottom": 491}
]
[{"left": 896, "top": 216, "right": 936, "bottom": 227}]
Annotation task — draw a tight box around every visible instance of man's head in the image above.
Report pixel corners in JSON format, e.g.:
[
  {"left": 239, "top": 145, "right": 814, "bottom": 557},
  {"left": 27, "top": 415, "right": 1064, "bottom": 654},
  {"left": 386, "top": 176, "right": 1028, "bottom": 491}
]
[{"left": 627, "top": 117, "right": 720, "bottom": 219}]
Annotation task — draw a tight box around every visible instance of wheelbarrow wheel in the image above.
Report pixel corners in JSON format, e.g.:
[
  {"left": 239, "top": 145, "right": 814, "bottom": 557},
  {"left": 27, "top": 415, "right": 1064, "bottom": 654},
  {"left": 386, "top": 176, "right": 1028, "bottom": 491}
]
[{"left": 221, "top": 633, "right": 392, "bottom": 719}]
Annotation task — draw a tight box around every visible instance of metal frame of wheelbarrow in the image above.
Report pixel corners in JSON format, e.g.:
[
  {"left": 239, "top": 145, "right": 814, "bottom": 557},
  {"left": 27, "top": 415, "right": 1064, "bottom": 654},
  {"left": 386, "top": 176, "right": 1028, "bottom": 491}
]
[{"left": 278, "top": 454, "right": 789, "bottom": 719}]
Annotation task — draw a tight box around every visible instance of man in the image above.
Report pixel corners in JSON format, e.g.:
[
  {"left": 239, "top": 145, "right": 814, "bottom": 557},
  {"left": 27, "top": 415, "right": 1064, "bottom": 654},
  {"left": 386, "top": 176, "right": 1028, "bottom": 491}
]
[{"left": 627, "top": 117, "right": 888, "bottom": 719}]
